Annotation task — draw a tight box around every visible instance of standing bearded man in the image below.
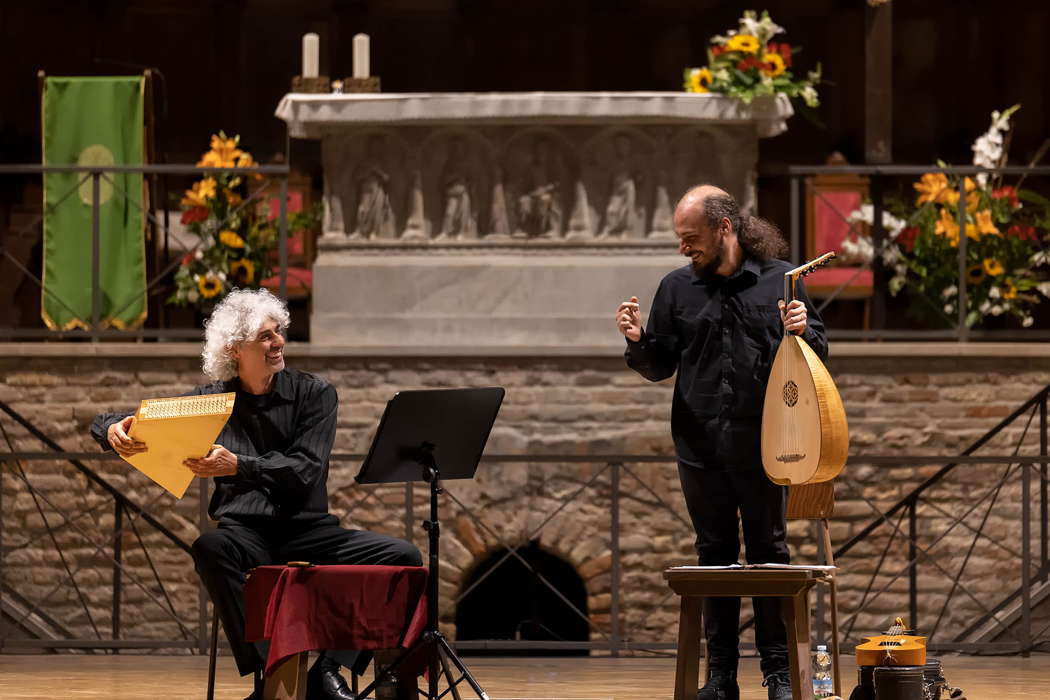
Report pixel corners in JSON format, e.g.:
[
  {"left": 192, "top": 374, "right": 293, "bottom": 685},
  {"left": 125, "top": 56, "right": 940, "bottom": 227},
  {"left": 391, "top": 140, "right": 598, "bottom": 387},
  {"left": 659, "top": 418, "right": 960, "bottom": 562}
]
[
  {"left": 91, "top": 289, "right": 421, "bottom": 700},
  {"left": 615, "top": 185, "right": 827, "bottom": 700}
]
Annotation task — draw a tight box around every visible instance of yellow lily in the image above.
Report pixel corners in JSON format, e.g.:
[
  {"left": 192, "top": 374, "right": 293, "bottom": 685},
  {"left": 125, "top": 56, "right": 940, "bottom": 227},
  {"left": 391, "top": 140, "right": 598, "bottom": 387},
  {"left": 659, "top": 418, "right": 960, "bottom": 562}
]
[
  {"left": 975, "top": 209, "right": 1000, "bottom": 235},
  {"left": 914, "top": 173, "right": 950, "bottom": 205},
  {"left": 180, "top": 177, "right": 217, "bottom": 207},
  {"left": 934, "top": 208, "right": 960, "bottom": 246}
]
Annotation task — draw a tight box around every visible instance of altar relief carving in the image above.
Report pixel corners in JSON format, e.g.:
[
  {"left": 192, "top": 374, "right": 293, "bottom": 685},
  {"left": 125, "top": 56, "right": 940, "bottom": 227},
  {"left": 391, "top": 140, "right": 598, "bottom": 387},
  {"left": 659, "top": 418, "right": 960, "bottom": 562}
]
[{"left": 321, "top": 124, "right": 756, "bottom": 244}]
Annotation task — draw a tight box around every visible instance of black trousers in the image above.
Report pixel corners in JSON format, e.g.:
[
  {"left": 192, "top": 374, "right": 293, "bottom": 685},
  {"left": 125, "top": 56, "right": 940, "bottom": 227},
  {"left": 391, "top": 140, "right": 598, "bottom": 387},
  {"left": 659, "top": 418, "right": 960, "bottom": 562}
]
[
  {"left": 192, "top": 513, "right": 423, "bottom": 676},
  {"left": 677, "top": 463, "right": 789, "bottom": 676}
]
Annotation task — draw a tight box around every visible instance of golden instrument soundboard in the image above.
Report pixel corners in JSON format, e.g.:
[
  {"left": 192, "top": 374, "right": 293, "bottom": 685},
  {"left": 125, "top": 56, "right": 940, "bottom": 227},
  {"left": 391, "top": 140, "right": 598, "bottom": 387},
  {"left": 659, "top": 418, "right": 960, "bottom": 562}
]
[{"left": 124, "top": 392, "right": 236, "bottom": 498}]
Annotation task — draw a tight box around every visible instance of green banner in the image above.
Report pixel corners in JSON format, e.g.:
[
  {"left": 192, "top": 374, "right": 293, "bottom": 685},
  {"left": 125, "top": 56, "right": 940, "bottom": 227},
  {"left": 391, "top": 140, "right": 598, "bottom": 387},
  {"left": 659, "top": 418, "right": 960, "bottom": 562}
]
[{"left": 42, "top": 76, "right": 147, "bottom": 330}]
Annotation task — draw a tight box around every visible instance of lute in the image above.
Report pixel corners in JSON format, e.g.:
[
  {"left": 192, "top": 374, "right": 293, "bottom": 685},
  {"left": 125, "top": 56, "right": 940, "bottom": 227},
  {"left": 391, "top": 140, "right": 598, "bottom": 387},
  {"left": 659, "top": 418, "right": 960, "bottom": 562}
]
[
  {"left": 760, "top": 252, "right": 848, "bottom": 485},
  {"left": 855, "top": 616, "right": 927, "bottom": 667}
]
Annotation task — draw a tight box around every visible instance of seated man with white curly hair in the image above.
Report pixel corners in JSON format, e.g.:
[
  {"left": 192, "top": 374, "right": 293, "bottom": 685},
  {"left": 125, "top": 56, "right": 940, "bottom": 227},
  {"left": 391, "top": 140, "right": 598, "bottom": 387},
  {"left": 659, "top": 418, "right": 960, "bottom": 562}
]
[{"left": 91, "top": 289, "right": 421, "bottom": 700}]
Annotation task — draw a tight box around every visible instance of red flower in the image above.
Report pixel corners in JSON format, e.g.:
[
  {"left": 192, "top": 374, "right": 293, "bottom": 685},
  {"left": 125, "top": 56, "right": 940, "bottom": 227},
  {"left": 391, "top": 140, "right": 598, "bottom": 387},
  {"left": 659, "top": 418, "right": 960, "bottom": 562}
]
[
  {"left": 737, "top": 56, "right": 764, "bottom": 71},
  {"left": 711, "top": 45, "right": 728, "bottom": 57},
  {"left": 181, "top": 252, "right": 193, "bottom": 265},
  {"left": 992, "top": 186, "right": 1020, "bottom": 208},
  {"left": 181, "top": 206, "right": 209, "bottom": 225},
  {"left": 766, "top": 42, "right": 792, "bottom": 67},
  {"left": 897, "top": 226, "right": 920, "bottom": 253},
  {"left": 1007, "top": 223, "right": 1038, "bottom": 242}
]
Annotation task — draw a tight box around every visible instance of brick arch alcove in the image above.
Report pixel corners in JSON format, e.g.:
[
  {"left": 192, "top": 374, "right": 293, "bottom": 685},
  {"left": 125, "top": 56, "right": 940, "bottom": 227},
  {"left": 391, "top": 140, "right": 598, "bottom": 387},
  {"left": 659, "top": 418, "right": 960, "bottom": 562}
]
[{"left": 454, "top": 540, "right": 589, "bottom": 656}]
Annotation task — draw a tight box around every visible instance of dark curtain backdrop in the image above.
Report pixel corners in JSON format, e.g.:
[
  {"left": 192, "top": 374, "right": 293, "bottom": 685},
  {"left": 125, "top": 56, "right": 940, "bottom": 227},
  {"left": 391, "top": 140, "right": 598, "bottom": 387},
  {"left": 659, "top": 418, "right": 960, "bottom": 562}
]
[{"left": 2, "top": 0, "right": 1048, "bottom": 203}]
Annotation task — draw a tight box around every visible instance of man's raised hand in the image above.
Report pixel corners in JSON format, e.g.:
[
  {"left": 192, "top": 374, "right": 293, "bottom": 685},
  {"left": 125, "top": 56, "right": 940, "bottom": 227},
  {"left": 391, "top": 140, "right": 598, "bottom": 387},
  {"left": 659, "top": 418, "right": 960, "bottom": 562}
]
[{"left": 616, "top": 296, "right": 642, "bottom": 342}]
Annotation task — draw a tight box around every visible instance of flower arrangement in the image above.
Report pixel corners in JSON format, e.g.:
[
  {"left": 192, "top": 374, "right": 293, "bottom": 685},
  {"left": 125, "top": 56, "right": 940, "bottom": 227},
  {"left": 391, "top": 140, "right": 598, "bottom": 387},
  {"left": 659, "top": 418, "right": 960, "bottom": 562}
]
[
  {"left": 683, "top": 10, "right": 820, "bottom": 107},
  {"left": 843, "top": 106, "right": 1050, "bottom": 328},
  {"left": 170, "top": 133, "right": 274, "bottom": 307}
]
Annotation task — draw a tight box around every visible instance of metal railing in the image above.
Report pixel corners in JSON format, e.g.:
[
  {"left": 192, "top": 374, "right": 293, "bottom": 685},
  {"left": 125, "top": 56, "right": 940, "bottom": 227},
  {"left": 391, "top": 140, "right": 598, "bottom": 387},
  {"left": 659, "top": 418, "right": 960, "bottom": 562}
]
[
  {"left": 0, "top": 163, "right": 291, "bottom": 340},
  {"left": 780, "top": 164, "right": 1050, "bottom": 341},
  {"left": 1, "top": 391, "right": 1048, "bottom": 655},
  {"left": 4, "top": 162, "right": 1050, "bottom": 342}
]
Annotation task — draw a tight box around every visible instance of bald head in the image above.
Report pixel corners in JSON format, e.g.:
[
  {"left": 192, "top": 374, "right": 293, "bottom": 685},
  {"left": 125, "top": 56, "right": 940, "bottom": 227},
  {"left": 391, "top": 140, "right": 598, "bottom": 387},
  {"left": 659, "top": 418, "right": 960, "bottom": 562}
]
[
  {"left": 673, "top": 184, "right": 743, "bottom": 277},
  {"left": 674, "top": 185, "right": 732, "bottom": 232}
]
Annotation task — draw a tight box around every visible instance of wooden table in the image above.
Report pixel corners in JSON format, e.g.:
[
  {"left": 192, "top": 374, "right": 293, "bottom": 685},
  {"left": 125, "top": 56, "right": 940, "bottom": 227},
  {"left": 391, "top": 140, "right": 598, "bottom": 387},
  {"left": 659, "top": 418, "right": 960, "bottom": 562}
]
[{"left": 664, "top": 567, "right": 828, "bottom": 700}]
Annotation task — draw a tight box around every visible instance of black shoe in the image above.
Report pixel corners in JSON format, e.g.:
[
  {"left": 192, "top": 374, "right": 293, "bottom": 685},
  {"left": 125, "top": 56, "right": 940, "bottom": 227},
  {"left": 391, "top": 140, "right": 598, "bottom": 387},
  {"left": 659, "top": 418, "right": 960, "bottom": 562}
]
[
  {"left": 697, "top": 668, "right": 739, "bottom": 700},
  {"left": 762, "top": 669, "right": 792, "bottom": 700},
  {"left": 307, "top": 658, "right": 357, "bottom": 700}
]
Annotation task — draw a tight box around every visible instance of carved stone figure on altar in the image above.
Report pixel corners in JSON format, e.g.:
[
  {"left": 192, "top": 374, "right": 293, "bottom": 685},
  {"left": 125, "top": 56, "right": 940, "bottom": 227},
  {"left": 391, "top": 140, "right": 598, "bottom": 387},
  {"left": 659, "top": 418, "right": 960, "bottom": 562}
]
[
  {"left": 436, "top": 137, "right": 477, "bottom": 240},
  {"left": 351, "top": 135, "right": 396, "bottom": 239},
  {"left": 512, "top": 137, "right": 564, "bottom": 239},
  {"left": 598, "top": 134, "right": 644, "bottom": 239}
]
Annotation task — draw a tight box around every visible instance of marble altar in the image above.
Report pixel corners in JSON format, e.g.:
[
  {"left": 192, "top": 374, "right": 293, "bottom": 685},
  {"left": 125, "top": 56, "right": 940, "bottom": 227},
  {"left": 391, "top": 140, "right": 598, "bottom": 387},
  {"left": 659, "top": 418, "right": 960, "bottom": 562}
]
[{"left": 275, "top": 92, "right": 793, "bottom": 350}]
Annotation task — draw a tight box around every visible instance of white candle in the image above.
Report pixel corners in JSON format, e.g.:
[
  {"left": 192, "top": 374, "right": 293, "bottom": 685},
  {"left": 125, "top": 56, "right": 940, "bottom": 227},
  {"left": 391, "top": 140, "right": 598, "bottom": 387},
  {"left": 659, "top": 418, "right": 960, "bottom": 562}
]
[
  {"left": 302, "top": 33, "right": 319, "bottom": 78},
  {"left": 353, "top": 33, "right": 370, "bottom": 78}
]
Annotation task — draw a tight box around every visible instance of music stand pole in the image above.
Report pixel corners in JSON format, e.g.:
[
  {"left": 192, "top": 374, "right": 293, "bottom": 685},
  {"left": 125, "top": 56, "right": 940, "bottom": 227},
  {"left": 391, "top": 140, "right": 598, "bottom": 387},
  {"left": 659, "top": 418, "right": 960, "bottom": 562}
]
[
  {"left": 420, "top": 443, "right": 442, "bottom": 699},
  {"left": 420, "top": 443, "right": 489, "bottom": 700}
]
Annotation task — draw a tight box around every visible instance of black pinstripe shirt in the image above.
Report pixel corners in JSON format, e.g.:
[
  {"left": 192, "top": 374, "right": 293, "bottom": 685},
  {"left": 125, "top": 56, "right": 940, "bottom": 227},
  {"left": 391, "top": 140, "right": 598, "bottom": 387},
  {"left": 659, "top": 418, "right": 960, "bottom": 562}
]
[{"left": 91, "top": 368, "right": 338, "bottom": 521}]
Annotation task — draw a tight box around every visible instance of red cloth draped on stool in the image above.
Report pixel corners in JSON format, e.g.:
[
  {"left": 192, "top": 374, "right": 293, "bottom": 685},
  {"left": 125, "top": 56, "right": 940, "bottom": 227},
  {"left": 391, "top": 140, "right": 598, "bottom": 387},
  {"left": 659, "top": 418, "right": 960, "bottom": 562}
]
[{"left": 244, "top": 564, "right": 429, "bottom": 676}]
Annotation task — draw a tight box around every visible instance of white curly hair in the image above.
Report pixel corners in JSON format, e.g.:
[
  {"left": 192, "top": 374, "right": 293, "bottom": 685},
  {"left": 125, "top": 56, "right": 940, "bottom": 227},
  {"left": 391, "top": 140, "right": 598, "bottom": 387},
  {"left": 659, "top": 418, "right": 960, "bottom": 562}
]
[{"left": 201, "top": 289, "right": 290, "bottom": 381}]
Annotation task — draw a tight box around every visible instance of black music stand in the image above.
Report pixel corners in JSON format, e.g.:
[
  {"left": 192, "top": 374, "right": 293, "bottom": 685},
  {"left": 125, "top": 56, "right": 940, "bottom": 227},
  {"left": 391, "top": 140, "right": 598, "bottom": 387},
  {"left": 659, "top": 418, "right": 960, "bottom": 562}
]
[{"left": 353, "top": 387, "right": 504, "bottom": 700}]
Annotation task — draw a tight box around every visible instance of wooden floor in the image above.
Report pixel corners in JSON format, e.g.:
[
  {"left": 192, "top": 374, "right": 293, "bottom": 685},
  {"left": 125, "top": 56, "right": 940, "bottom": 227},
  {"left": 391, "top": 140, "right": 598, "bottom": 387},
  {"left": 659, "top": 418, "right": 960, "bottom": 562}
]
[{"left": 0, "top": 653, "right": 1047, "bottom": 699}]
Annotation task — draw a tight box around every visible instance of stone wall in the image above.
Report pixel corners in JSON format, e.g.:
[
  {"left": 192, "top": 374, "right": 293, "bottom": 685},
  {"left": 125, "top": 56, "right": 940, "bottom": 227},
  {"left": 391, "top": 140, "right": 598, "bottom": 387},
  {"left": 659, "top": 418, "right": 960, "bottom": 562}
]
[{"left": 0, "top": 345, "right": 1047, "bottom": 651}]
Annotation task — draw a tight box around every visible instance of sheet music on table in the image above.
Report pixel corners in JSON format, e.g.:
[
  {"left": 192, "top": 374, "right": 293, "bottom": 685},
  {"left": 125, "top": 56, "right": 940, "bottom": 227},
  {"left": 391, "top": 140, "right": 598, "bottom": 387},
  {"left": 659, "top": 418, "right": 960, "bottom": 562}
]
[{"left": 672, "top": 563, "right": 837, "bottom": 571}]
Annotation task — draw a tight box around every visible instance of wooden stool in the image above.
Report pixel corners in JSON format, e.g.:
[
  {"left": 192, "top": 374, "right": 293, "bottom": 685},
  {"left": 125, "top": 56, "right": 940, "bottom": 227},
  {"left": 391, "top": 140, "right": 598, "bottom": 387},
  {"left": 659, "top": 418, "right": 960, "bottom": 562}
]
[{"left": 664, "top": 567, "right": 828, "bottom": 700}]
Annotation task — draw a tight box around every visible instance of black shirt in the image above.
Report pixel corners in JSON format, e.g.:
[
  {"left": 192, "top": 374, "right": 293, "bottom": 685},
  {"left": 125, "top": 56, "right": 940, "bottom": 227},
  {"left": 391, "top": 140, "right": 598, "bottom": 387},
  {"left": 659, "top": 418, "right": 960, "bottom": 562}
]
[
  {"left": 625, "top": 256, "right": 828, "bottom": 469},
  {"left": 91, "top": 368, "right": 338, "bottom": 521}
]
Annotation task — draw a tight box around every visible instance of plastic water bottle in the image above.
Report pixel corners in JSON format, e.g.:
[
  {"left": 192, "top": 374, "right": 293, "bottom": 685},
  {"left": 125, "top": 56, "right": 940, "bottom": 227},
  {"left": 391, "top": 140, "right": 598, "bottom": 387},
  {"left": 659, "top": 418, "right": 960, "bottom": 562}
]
[{"left": 813, "top": 644, "right": 833, "bottom": 698}]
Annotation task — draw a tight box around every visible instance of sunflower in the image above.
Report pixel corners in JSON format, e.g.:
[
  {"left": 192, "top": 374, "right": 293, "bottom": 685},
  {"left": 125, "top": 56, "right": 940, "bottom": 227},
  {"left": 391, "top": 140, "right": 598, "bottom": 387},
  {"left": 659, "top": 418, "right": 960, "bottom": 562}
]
[
  {"left": 983, "top": 258, "right": 1004, "bottom": 276},
  {"left": 975, "top": 209, "right": 1000, "bottom": 236},
  {"left": 1002, "top": 282, "right": 1018, "bottom": 300},
  {"left": 686, "top": 67, "right": 715, "bottom": 93},
  {"left": 219, "top": 230, "right": 246, "bottom": 248},
  {"left": 725, "top": 34, "right": 761, "bottom": 53},
  {"left": 762, "top": 52, "right": 787, "bottom": 77},
  {"left": 180, "top": 177, "right": 217, "bottom": 207},
  {"left": 229, "top": 258, "right": 256, "bottom": 285},
  {"left": 966, "top": 265, "right": 986, "bottom": 285},
  {"left": 198, "top": 275, "right": 223, "bottom": 299}
]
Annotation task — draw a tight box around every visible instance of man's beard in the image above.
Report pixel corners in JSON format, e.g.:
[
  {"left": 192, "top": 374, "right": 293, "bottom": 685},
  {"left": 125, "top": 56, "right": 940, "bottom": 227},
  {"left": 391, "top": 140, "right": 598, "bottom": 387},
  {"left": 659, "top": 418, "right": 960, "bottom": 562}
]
[{"left": 690, "top": 237, "right": 725, "bottom": 278}]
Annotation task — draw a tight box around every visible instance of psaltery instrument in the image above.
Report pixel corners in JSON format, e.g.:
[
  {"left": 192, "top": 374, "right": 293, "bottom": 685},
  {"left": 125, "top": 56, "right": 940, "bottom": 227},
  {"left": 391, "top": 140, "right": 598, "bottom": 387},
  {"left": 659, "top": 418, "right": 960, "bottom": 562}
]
[
  {"left": 124, "top": 392, "right": 236, "bottom": 498},
  {"left": 761, "top": 252, "right": 848, "bottom": 485},
  {"left": 855, "top": 616, "right": 928, "bottom": 666}
]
